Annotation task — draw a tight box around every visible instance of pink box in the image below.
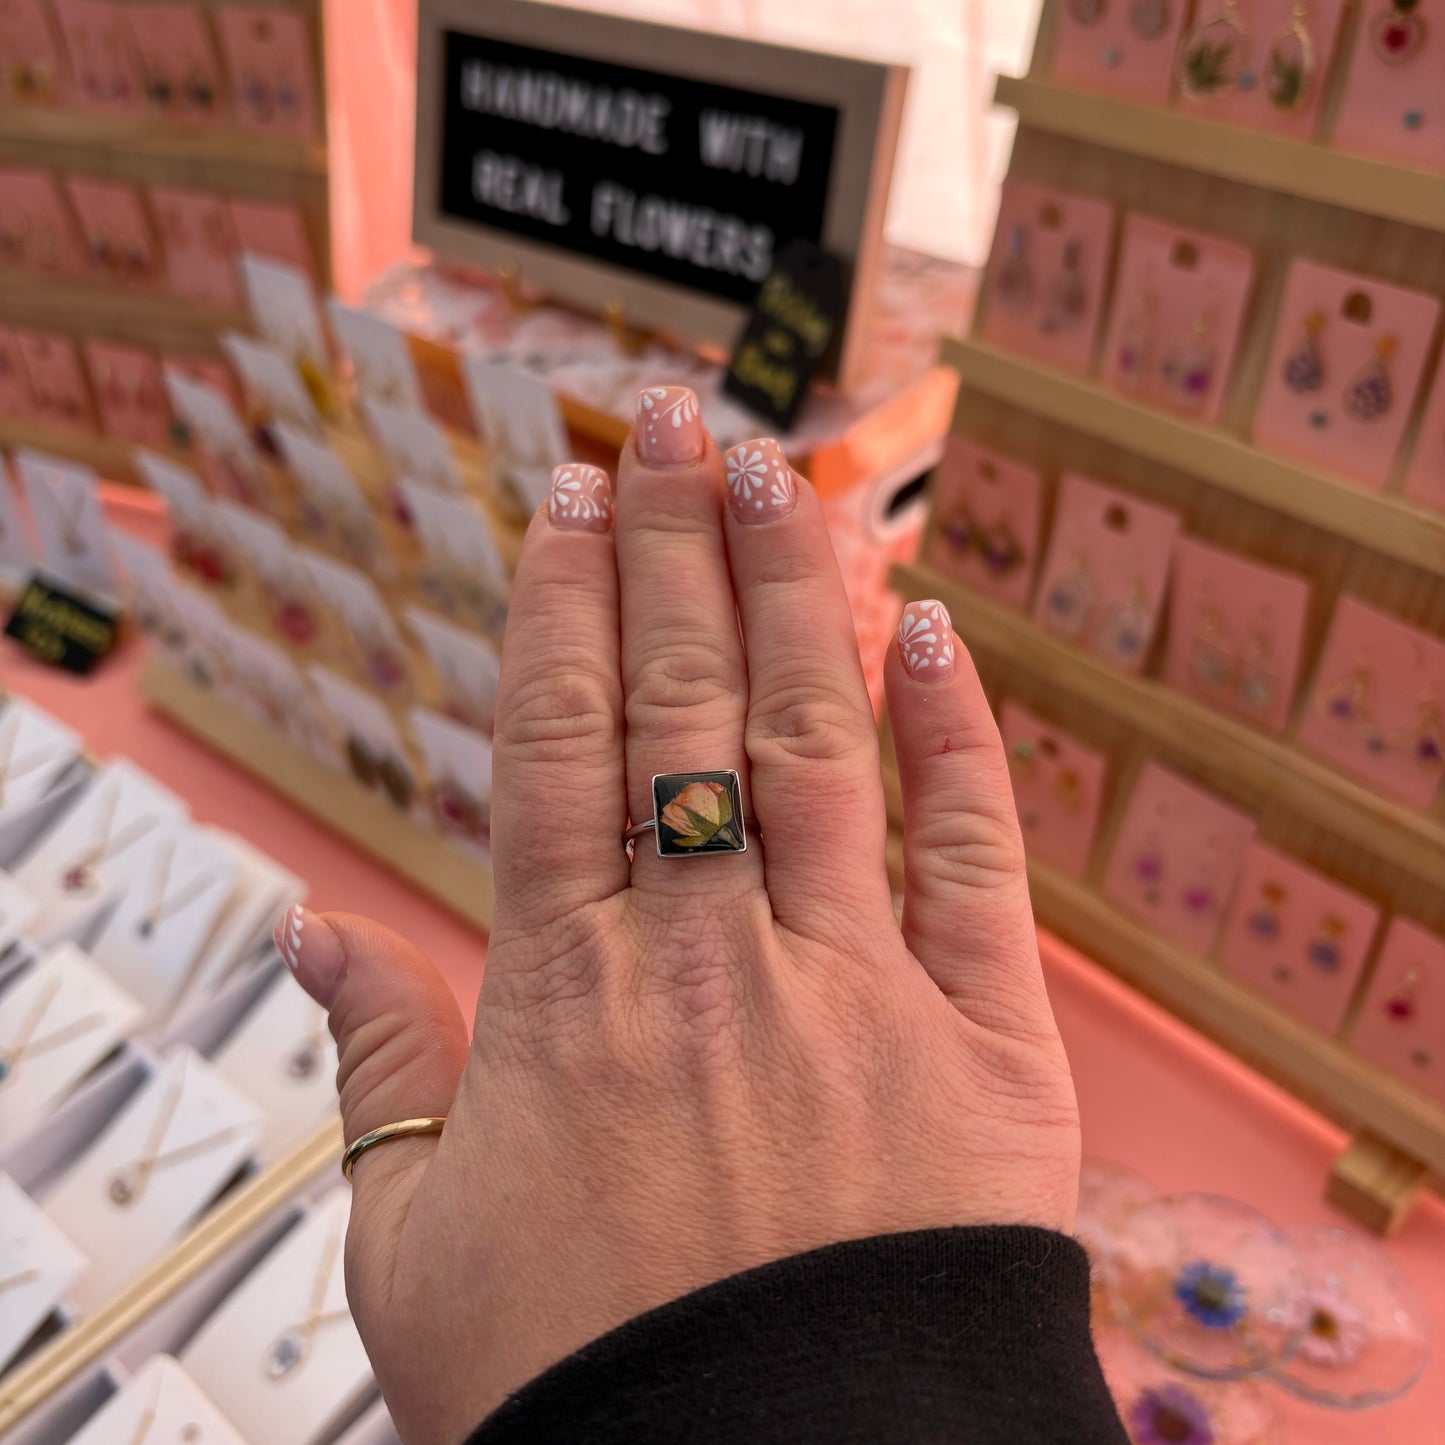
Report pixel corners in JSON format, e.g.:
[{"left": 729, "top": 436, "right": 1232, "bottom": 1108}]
[
  {"left": 228, "top": 199, "right": 316, "bottom": 283},
  {"left": 215, "top": 5, "right": 321, "bottom": 142},
  {"left": 0, "top": 325, "right": 36, "bottom": 419},
  {"left": 1402, "top": 359, "right": 1445, "bottom": 514},
  {"left": 980, "top": 180, "right": 1117, "bottom": 378},
  {"left": 0, "top": 169, "right": 87, "bottom": 277},
  {"left": 1295, "top": 595, "right": 1445, "bottom": 810},
  {"left": 1000, "top": 701, "right": 1109, "bottom": 881},
  {"left": 1331, "top": 8, "right": 1444, "bottom": 173},
  {"left": 1103, "top": 761, "right": 1257, "bottom": 955},
  {"left": 926, "top": 438, "right": 1044, "bottom": 611},
  {"left": 1162, "top": 537, "right": 1312, "bottom": 735},
  {"left": 151, "top": 187, "right": 241, "bottom": 306},
  {"left": 50, "top": 0, "right": 147, "bottom": 117},
  {"left": 1049, "top": 0, "right": 1187, "bottom": 107},
  {"left": 1033, "top": 472, "right": 1183, "bottom": 673},
  {"left": 64, "top": 176, "right": 163, "bottom": 289},
  {"left": 15, "top": 328, "right": 96, "bottom": 433},
  {"left": 85, "top": 339, "right": 171, "bottom": 448},
  {"left": 1220, "top": 843, "right": 1381, "bottom": 1034},
  {"left": 123, "top": 3, "right": 227, "bottom": 127},
  {"left": 1252, "top": 259, "right": 1441, "bottom": 490},
  {"left": 0, "top": 0, "right": 69, "bottom": 106},
  {"left": 1176, "top": 0, "right": 1348, "bottom": 139},
  {"left": 1348, "top": 918, "right": 1445, "bottom": 1106},
  {"left": 1099, "top": 215, "right": 1255, "bottom": 424}
]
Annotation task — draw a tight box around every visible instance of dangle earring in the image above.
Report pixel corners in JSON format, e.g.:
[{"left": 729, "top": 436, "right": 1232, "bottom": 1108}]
[
  {"left": 1160, "top": 290, "right": 1220, "bottom": 413},
  {"left": 1371, "top": 0, "right": 1427, "bottom": 65},
  {"left": 1306, "top": 915, "right": 1347, "bottom": 972},
  {"left": 1409, "top": 694, "right": 1443, "bottom": 771},
  {"left": 1040, "top": 239, "right": 1089, "bottom": 335},
  {"left": 1189, "top": 601, "right": 1235, "bottom": 692},
  {"left": 1043, "top": 555, "right": 1096, "bottom": 643},
  {"left": 1130, "top": 0, "right": 1172, "bottom": 41},
  {"left": 1247, "top": 881, "right": 1286, "bottom": 942},
  {"left": 1264, "top": 1, "right": 1318, "bottom": 111},
  {"left": 1182, "top": 864, "right": 1218, "bottom": 919},
  {"left": 1133, "top": 834, "right": 1165, "bottom": 906},
  {"left": 1320, "top": 661, "right": 1371, "bottom": 728},
  {"left": 995, "top": 225, "right": 1034, "bottom": 314},
  {"left": 1177, "top": 0, "right": 1248, "bottom": 100},
  {"left": 1114, "top": 274, "right": 1159, "bottom": 392},
  {"left": 979, "top": 518, "right": 1025, "bottom": 577},
  {"left": 937, "top": 502, "right": 976, "bottom": 556},
  {"left": 1283, "top": 310, "right": 1326, "bottom": 393},
  {"left": 1385, "top": 967, "right": 1420, "bottom": 1021},
  {"left": 1237, "top": 622, "right": 1277, "bottom": 714},
  {"left": 1092, "top": 579, "right": 1153, "bottom": 667},
  {"left": 1343, "top": 336, "right": 1396, "bottom": 422}
]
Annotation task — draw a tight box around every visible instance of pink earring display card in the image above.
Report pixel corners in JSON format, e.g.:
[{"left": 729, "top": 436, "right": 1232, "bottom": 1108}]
[
  {"left": 980, "top": 181, "right": 1117, "bottom": 378},
  {"left": 926, "top": 438, "right": 1043, "bottom": 611},
  {"left": 1099, "top": 216, "right": 1255, "bottom": 425},
  {"left": 1296, "top": 595, "right": 1445, "bottom": 810},
  {"left": 0, "top": 169, "right": 87, "bottom": 277},
  {"left": 1252, "top": 260, "right": 1441, "bottom": 491},
  {"left": 1103, "top": 761, "right": 1257, "bottom": 955},
  {"left": 1402, "top": 358, "right": 1445, "bottom": 514},
  {"left": 1049, "top": 0, "right": 1187, "bottom": 107},
  {"left": 1176, "top": 0, "right": 1348, "bottom": 139},
  {"left": 1163, "top": 537, "right": 1311, "bottom": 735},
  {"left": 1220, "top": 843, "right": 1381, "bottom": 1035},
  {"left": 1348, "top": 918, "right": 1445, "bottom": 1107},
  {"left": 85, "top": 340, "right": 170, "bottom": 448},
  {"left": 15, "top": 328, "right": 95, "bottom": 433},
  {"left": 123, "top": 3, "right": 226, "bottom": 126},
  {"left": 0, "top": 0, "right": 69, "bottom": 107},
  {"left": 50, "top": 0, "right": 146, "bottom": 117},
  {"left": 63, "top": 177, "right": 162, "bottom": 289},
  {"left": 1000, "top": 702, "right": 1108, "bottom": 880},
  {"left": 1033, "top": 472, "right": 1182, "bottom": 673},
  {"left": 216, "top": 5, "right": 321, "bottom": 143},
  {"left": 228, "top": 200, "right": 315, "bottom": 283},
  {"left": 1331, "top": 5, "right": 1443, "bottom": 173},
  {"left": 151, "top": 187, "right": 241, "bottom": 306},
  {"left": 0, "top": 326, "right": 36, "bottom": 419}
]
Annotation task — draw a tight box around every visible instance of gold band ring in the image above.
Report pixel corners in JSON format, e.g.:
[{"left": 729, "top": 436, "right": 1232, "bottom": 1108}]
[{"left": 340, "top": 1117, "right": 447, "bottom": 1181}]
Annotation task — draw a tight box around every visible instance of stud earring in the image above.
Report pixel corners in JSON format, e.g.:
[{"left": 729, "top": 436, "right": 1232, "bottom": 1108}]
[
  {"left": 1040, "top": 239, "right": 1089, "bottom": 336},
  {"left": 1177, "top": 0, "right": 1248, "bottom": 100},
  {"left": 1067, "top": 0, "right": 1107, "bottom": 24},
  {"left": 1092, "top": 580, "right": 1153, "bottom": 667},
  {"left": 978, "top": 519, "right": 1025, "bottom": 577},
  {"left": 1160, "top": 293, "right": 1220, "bottom": 413},
  {"left": 1306, "top": 915, "right": 1347, "bottom": 971},
  {"left": 1114, "top": 276, "right": 1159, "bottom": 392},
  {"left": 1283, "top": 310, "right": 1326, "bottom": 393},
  {"left": 1264, "top": 0, "right": 1318, "bottom": 111},
  {"left": 1189, "top": 603, "right": 1235, "bottom": 691},
  {"left": 1247, "top": 881, "right": 1286, "bottom": 941},
  {"left": 1371, "top": 0, "right": 1426, "bottom": 65},
  {"left": 995, "top": 225, "right": 1034, "bottom": 313},
  {"left": 1043, "top": 555, "right": 1096, "bottom": 643},
  {"left": 1342, "top": 336, "right": 1396, "bottom": 423},
  {"left": 1385, "top": 967, "right": 1420, "bottom": 1021},
  {"left": 1133, "top": 834, "right": 1165, "bottom": 905}
]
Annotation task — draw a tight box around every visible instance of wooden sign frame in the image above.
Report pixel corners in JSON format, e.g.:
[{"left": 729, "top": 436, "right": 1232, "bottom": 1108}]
[{"left": 412, "top": 0, "right": 908, "bottom": 390}]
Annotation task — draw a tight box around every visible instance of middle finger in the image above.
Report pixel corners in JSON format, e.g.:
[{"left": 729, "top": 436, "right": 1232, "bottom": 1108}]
[{"left": 617, "top": 388, "right": 760, "bottom": 891}]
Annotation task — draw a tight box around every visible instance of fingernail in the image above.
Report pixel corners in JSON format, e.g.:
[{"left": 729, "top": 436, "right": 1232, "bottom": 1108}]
[
  {"left": 549, "top": 462, "right": 612, "bottom": 532},
  {"left": 635, "top": 386, "right": 703, "bottom": 466},
  {"left": 724, "top": 438, "right": 797, "bottom": 524},
  {"left": 275, "top": 904, "right": 346, "bottom": 1005},
  {"left": 897, "top": 599, "right": 957, "bottom": 682}
]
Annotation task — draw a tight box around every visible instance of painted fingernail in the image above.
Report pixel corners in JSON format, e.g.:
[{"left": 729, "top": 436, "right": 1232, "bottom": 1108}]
[
  {"left": 275, "top": 904, "right": 346, "bottom": 1006},
  {"left": 549, "top": 463, "right": 612, "bottom": 532},
  {"left": 635, "top": 386, "right": 703, "bottom": 466},
  {"left": 724, "top": 438, "right": 797, "bottom": 524},
  {"left": 897, "top": 600, "right": 957, "bottom": 682}
]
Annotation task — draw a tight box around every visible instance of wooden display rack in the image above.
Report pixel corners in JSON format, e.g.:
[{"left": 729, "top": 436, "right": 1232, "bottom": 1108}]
[
  {"left": 904, "top": 0, "right": 1445, "bottom": 1232},
  {"left": 0, "top": 0, "right": 331, "bottom": 484}
]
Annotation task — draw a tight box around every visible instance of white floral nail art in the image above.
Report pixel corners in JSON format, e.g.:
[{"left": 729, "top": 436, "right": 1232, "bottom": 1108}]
[
  {"left": 635, "top": 386, "right": 703, "bottom": 464},
  {"left": 278, "top": 904, "right": 304, "bottom": 971},
  {"left": 897, "top": 600, "right": 956, "bottom": 679},
  {"left": 725, "top": 439, "right": 796, "bottom": 523},
  {"left": 549, "top": 464, "right": 612, "bottom": 532}
]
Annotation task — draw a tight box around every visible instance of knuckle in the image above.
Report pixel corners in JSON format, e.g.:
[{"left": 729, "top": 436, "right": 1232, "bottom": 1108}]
[
  {"left": 626, "top": 641, "right": 745, "bottom": 727},
  {"left": 333, "top": 1005, "right": 450, "bottom": 1141},
  {"left": 494, "top": 671, "right": 618, "bottom": 764},
  {"left": 907, "top": 810, "right": 1027, "bottom": 892},
  {"left": 747, "top": 684, "right": 875, "bottom": 767}
]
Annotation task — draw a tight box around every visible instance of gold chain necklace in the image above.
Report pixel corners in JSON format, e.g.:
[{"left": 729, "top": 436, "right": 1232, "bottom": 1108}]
[
  {"left": 264, "top": 1227, "right": 349, "bottom": 1378},
  {"left": 61, "top": 787, "right": 157, "bottom": 895},
  {"left": 125, "top": 1367, "right": 203, "bottom": 1445},
  {"left": 0, "top": 978, "right": 106, "bottom": 1087},
  {"left": 137, "top": 841, "right": 213, "bottom": 939},
  {"left": 0, "top": 1265, "right": 43, "bottom": 1295}
]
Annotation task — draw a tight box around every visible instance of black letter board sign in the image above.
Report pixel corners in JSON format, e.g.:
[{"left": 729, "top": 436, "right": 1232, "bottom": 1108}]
[{"left": 414, "top": 0, "right": 907, "bottom": 390}]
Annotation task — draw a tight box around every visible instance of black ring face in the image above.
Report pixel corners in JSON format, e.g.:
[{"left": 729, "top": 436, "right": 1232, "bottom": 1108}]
[{"left": 650, "top": 771, "right": 748, "bottom": 858}]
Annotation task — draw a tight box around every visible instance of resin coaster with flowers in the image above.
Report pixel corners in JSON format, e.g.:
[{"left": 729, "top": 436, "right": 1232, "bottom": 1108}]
[{"left": 1075, "top": 1157, "right": 1159, "bottom": 1325}]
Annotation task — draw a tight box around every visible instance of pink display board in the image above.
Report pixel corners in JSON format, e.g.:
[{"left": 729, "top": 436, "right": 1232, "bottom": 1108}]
[
  {"left": 1049, "top": 0, "right": 1188, "bottom": 107},
  {"left": 1162, "top": 536, "right": 1312, "bottom": 736},
  {"left": 1220, "top": 843, "right": 1382, "bottom": 1034},
  {"left": 1252, "top": 260, "right": 1441, "bottom": 491},
  {"left": 1348, "top": 918, "right": 1445, "bottom": 1107},
  {"left": 1402, "top": 359, "right": 1445, "bottom": 515},
  {"left": 1332, "top": 4, "right": 1444, "bottom": 173}
]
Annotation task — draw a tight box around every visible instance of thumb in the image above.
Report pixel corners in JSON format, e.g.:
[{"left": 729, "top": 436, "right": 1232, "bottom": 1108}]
[{"left": 274, "top": 903, "right": 469, "bottom": 1224}]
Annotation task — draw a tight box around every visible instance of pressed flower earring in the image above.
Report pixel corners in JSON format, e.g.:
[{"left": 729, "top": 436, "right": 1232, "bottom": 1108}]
[
  {"left": 1283, "top": 310, "right": 1326, "bottom": 393},
  {"left": 1371, "top": 0, "right": 1427, "bottom": 64},
  {"left": 1306, "top": 915, "right": 1347, "bottom": 972},
  {"left": 1133, "top": 833, "right": 1165, "bottom": 905},
  {"left": 1189, "top": 602, "right": 1235, "bottom": 691},
  {"left": 1160, "top": 291, "right": 1220, "bottom": 413},
  {"left": 995, "top": 225, "right": 1034, "bottom": 313},
  {"left": 1114, "top": 275, "right": 1159, "bottom": 392},
  {"left": 1385, "top": 967, "right": 1420, "bottom": 1021},
  {"left": 1177, "top": 0, "right": 1248, "bottom": 100},
  {"left": 1408, "top": 694, "right": 1443, "bottom": 771},
  {"left": 1043, "top": 555, "right": 1095, "bottom": 643},
  {"left": 1040, "top": 238, "right": 1089, "bottom": 335},
  {"left": 1343, "top": 335, "right": 1396, "bottom": 422},
  {"left": 937, "top": 502, "right": 976, "bottom": 555},
  {"left": 1092, "top": 579, "right": 1153, "bottom": 667},
  {"left": 1237, "top": 622, "right": 1277, "bottom": 714},
  {"left": 1264, "top": 0, "right": 1318, "bottom": 111},
  {"left": 1247, "top": 881, "right": 1286, "bottom": 941},
  {"left": 978, "top": 518, "right": 1025, "bottom": 576}
]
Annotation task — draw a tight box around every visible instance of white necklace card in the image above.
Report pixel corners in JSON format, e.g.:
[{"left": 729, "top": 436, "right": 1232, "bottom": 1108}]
[
  {"left": 399, "top": 481, "right": 510, "bottom": 595},
  {"left": 87, "top": 824, "right": 243, "bottom": 1020},
  {"left": 68, "top": 1355, "right": 248, "bottom": 1445},
  {"left": 0, "top": 943, "right": 145, "bottom": 1145},
  {"left": 14, "top": 760, "right": 189, "bottom": 941},
  {"left": 241, "top": 255, "right": 329, "bottom": 371},
  {"left": 182, "top": 1188, "right": 370, "bottom": 1445},
  {"left": 0, "top": 699, "right": 83, "bottom": 823},
  {"left": 409, "top": 706, "right": 493, "bottom": 860},
  {"left": 223, "top": 331, "right": 322, "bottom": 432},
  {"left": 43, "top": 1048, "right": 264, "bottom": 1311},
  {"left": 404, "top": 605, "right": 501, "bottom": 732},
  {"left": 211, "top": 971, "right": 336, "bottom": 1164},
  {"left": 329, "top": 301, "right": 425, "bottom": 413},
  {"left": 0, "top": 1171, "right": 87, "bottom": 1371},
  {"left": 0, "top": 870, "right": 42, "bottom": 954},
  {"left": 461, "top": 358, "right": 567, "bottom": 513},
  {"left": 13, "top": 450, "right": 119, "bottom": 602},
  {"left": 362, "top": 397, "right": 464, "bottom": 494}
]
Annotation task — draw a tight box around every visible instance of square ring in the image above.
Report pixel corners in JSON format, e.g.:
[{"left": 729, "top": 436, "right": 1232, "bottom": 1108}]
[{"left": 651, "top": 771, "right": 748, "bottom": 858}]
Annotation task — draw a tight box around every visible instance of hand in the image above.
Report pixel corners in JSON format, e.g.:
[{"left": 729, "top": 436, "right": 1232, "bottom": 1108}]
[{"left": 280, "top": 392, "right": 1080, "bottom": 1445}]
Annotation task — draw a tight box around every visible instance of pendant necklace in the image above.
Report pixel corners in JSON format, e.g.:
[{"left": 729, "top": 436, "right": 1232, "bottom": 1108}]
[
  {"left": 53, "top": 487, "right": 90, "bottom": 557},
  {"left": 265, "top": 1227, "right": 350, "bottom": 1378},
  {"left": 0, "top": 978, "right": 106, "bottom": 1086},
  {"left": 0, "top": 724, "right": 67, "bottom": 809},
  {"left": 136, "top": 841, "right": 213, "bottom": 939},
  {"left": 125, "top": 1367, "right": 204, "bottom": 1445},
  {"left": 285, "top": 1016, "right": 328, "bottom": 1080},
  {"left": 60, "top": 787, "right": 157, "bottom": 894}
]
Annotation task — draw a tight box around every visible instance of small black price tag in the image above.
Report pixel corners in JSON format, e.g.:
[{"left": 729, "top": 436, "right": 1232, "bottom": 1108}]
[
  {"left": 722, "top": 240, "right": 846, "bottom": 431},
  {"left": 4, "top": 576, "right": 119, "bottom": 675}
]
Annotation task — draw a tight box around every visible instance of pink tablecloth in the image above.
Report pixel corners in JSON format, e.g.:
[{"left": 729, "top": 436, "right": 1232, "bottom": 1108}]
[{"left": 4, "top": 491, "right": 1440, "bottom": 1443}]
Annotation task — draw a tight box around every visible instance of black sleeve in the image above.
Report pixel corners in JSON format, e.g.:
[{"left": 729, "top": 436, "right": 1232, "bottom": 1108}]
[{"left": 466, "top": 1226, "right": 1128, "bottom": 1444}]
